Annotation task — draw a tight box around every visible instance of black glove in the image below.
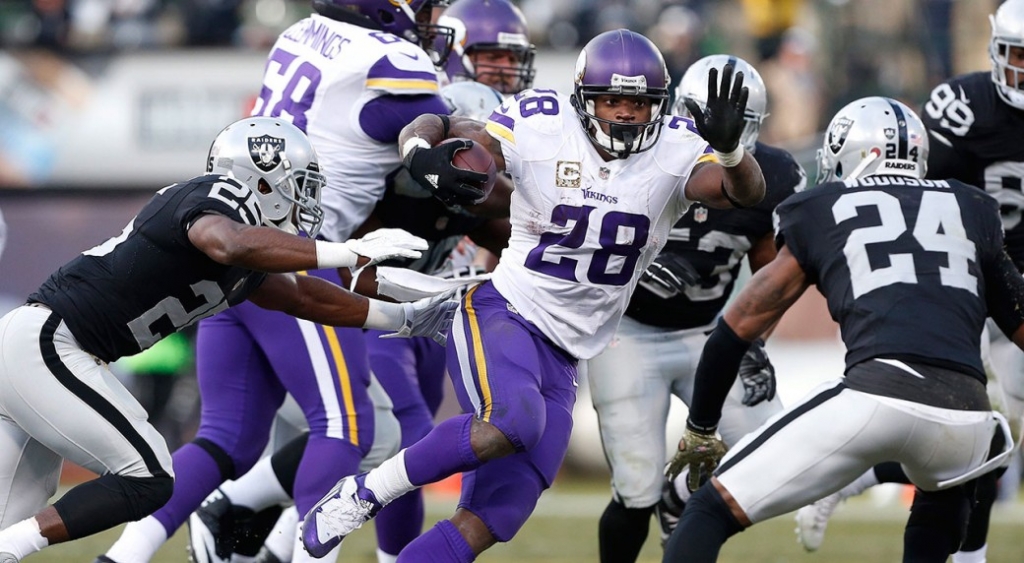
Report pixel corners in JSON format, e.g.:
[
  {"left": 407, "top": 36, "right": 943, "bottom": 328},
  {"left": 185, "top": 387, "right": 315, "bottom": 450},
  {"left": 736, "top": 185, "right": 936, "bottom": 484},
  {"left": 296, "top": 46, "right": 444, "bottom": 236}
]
[
  {"left": 403, "top": 140, "right": 489, "bottom": 207},
  {"left": 637, "top": 253, "right": 700, "bottom": 299},
  {"left": 682, "top": 63, "right": 749, "bottom": 153},
  {"left": 738, "top": 338, "right": 776, "bottom": 406}
]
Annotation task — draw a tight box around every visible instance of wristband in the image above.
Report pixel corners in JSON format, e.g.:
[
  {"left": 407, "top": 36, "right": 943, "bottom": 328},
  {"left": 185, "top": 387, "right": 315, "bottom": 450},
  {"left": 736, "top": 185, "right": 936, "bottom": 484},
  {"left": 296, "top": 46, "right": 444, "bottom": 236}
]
[
  {"left": 363, "top": 299, "right": 406, "bottom": 330},
  {"left": 685, "top": 418, "right": 718, "bottom": 435},
  {"left": 315, "top": 240, "right": 360, "bottom": 269},
  {"left": 401, "top": 137, "right": 431, "bottom": 160},
  {"left": 713, "top": 145, "right": 744, "bottom": 168}
]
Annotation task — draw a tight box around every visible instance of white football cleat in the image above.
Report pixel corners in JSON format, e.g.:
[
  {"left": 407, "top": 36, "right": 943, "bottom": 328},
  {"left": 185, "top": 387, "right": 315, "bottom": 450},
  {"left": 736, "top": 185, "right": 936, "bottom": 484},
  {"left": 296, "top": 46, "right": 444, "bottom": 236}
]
[{"left": 794, "top": 492, "right": 842, "bottom": 552}]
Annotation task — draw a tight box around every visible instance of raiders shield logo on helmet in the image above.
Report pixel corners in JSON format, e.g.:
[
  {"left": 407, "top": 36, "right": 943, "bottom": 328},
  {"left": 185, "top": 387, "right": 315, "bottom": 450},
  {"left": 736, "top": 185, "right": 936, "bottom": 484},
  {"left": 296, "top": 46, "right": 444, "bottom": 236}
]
[
  {"left": 249, "top": 135, "right": 285, "bottom": 172},
  {"left": 827, "top": 117, "right": 853, "bottom": 154}
]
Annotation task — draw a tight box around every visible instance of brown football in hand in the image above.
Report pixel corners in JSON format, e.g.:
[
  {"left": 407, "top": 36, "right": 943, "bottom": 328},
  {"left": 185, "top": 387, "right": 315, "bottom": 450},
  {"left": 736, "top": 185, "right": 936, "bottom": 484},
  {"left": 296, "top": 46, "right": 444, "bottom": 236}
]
[{"left": 440, "top": 137, "right": 496, "bottom": 205}]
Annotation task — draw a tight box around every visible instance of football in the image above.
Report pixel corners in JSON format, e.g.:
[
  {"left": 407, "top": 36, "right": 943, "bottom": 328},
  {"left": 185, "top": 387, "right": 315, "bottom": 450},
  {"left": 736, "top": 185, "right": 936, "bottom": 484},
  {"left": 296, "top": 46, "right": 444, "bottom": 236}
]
[{"left": 441, "top": 137, "right": 497, "bottom": 205}]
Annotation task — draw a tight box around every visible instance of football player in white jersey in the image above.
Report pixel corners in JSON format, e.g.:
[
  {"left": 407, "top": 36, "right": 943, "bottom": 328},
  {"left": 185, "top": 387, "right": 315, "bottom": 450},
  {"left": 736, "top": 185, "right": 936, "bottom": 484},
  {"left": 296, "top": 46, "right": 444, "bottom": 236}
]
[
  {"left": 587, "top": 54, "right": 807, "bottom": 563},
  {"left": 437, "top": 0, "right": 536, "bottom": 95},
  {"left": 299, "top": 29, "right": 765, "bottom": 561}
]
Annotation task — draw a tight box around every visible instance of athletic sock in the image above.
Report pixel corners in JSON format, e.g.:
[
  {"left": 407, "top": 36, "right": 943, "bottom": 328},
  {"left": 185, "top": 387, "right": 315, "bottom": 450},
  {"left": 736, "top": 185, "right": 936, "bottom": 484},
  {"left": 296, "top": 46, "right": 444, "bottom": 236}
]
[
  {"left": 0, "top": 517, "right": 48, "bottom": 560},
  {"left": 220, "top": 456, "right": 290, "bottom": 511},
  {"left": 104, "top": 517, "right": 168, "bottom": 563}
]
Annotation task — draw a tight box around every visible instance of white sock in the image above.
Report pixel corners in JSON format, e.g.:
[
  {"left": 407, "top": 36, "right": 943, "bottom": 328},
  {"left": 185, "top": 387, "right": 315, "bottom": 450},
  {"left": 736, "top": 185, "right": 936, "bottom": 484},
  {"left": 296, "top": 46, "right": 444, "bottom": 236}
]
[
  {"left": 0, "top": 517, "right": 48, "bottom": 560},
  {"left": 952, "top": 545, "right": 987, "bottom": 563},
  {"left": 376, "top": 547, "right": 399, "bottom": 563},
  {"left": 839, "top": 469, "right": 880, "bottom": 500},
  {"left": 219, "top": 456, "right": 290, "bottom": 511},
  {"left": 104, "top": 516, "right": 168, "bottom": 563},
  {"left": 263, "top": 505, "right": 298, "bottom": 563},
  {"left": 364, "top": 450, "right": 414, "bottom": 505},
  {"left": 670, "top": 470, "right": 694, "bottom": 504}
]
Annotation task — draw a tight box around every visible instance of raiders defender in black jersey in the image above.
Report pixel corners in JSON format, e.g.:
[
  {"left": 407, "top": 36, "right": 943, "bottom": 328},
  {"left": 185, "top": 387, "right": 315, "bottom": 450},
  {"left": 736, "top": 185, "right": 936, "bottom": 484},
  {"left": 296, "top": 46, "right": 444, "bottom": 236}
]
[
  {"left": 794, "top": 3, "right": 1024, "bottom": 559},
  {"left": 586, "top": 55, "right": 806, "bottom": 563},
  {"left": 0, "top": 117, "right": 458, "bottom": 562},
  {"left": 662, "top": 97, "right": 1024, "bottom": 563}
]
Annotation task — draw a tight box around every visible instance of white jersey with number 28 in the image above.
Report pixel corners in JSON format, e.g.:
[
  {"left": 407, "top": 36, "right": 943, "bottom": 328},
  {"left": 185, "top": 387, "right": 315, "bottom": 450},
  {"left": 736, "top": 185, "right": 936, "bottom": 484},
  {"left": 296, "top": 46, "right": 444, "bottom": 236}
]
[{"left": 485, "top": 89, "right": 715, "bottom": 359}]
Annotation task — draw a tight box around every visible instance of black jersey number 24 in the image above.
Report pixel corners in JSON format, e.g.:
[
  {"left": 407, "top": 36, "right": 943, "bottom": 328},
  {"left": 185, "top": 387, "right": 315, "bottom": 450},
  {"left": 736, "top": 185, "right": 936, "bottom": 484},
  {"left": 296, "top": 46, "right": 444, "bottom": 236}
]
[{"left": 833, "top": 190, "right": 978, "bottom": 299}]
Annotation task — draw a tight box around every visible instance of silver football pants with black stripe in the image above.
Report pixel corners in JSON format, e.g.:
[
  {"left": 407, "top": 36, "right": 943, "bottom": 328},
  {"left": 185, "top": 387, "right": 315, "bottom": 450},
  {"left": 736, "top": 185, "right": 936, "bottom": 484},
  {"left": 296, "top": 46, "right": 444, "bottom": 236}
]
[
  {"left": 587, "top": 316, "right": 784, "bottom": 509},
  {"left": 716, "top": 378, "right": 998, "bottom": 524},
  {"left": 0, "top": 305, "right": 173, "bottom": 528}
]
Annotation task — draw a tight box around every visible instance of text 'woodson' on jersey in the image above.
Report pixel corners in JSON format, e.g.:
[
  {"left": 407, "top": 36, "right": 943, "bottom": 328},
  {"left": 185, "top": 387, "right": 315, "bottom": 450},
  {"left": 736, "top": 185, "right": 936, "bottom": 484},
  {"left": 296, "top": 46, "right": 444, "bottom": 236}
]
[
  {"left": 30, "top": 176, "right": 269, "bottom": 362},
  {"left": 774, "top": 176, "right": 1005, "bottom": 381},
  {"left": 484, "top": 88, "right": 715, "bottom": 360},
  {"left": 922, "top": 71, "right": 1024, "bottom": 267},
  {"left": 626, "top": 141, "right": 805, "bottom": 329}
]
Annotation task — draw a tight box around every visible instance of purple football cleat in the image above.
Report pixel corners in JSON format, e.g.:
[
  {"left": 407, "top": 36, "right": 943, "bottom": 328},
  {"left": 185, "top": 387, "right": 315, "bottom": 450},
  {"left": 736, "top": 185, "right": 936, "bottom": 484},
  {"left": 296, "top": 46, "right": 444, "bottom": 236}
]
[{"left": 301, "top": 473, "right": 382, "bottom": 558}]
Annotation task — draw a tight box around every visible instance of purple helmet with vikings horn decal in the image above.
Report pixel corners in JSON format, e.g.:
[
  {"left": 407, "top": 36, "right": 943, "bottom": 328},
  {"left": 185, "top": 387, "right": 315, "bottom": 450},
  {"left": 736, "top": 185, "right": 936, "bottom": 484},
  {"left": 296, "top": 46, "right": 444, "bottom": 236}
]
[
  {"left": 438, "top": 0, "right": 536, "bottom": 94},
  {"left": 312, "top": 0, "right": 455, "bottom": 65},
  {"left": 571, "top": 29, "right": 671, "bottom": 158}
]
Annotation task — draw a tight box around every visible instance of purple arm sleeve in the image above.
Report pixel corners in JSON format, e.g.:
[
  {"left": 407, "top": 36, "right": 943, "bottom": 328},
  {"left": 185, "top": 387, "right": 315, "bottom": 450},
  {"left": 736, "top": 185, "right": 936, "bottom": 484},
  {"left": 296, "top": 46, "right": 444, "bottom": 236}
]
[{"left": 359, "top": 94, "right": 451, "bottom": 144}]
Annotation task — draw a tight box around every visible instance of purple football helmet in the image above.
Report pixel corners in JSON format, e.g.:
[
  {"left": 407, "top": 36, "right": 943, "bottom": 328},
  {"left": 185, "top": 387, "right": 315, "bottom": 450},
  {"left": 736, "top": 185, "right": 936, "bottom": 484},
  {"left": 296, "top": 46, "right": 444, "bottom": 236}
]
[
  {"left": 572, "top": 29, "right": 670, "bottom": 158},
  {"left": 437, "top": 0, "right": 535, "bottom": 94},
  {"left": 312, "top": 0, "right": 455, "bottom": 65}
]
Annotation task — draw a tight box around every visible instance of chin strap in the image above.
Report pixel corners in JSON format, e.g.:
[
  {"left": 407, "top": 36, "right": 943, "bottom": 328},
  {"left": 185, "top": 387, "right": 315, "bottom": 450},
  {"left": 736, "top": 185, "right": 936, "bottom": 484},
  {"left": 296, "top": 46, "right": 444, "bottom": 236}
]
[{"left": 845, "top": 148, "right": 881, "bottom": 181}]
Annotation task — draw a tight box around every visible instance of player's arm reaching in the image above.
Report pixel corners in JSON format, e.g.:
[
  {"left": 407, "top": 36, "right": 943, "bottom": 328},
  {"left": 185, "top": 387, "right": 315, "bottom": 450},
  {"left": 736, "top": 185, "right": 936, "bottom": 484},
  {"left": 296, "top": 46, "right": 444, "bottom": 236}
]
[
  {"left": 187, "top": 212, "right": 455, "bottom": 344},
  {"left": 682, "top": 63, "right": 766, "bottom": 210},
  {"left": 735, "top": 231, "right": 784, "bottom": 406},
  {"left": 666, "top": 244, "right": 809, "bottom": 489},
  {"left": 188, "top": 214, "right": 427, "bottom": 272}
]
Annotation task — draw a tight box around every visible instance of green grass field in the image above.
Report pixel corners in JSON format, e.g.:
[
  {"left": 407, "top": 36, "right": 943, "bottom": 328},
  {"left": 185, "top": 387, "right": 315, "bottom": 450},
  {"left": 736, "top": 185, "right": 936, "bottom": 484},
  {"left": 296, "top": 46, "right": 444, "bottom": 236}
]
[{"left": 25, "top": 476, "right": 1024, "bottom": 562}]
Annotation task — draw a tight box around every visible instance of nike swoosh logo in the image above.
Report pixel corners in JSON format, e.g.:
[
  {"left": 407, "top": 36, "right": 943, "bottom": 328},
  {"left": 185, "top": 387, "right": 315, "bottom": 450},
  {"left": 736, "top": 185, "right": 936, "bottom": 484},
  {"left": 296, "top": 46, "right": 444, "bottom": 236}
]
[{"left": 400, "top": 52, "right": 420, "bottom": 61}]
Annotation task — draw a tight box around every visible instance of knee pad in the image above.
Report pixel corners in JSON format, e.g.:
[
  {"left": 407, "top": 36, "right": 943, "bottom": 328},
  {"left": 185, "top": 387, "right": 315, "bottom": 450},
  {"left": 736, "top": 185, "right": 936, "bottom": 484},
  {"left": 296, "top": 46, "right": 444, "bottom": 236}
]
[
  {"left": 53, "top": 473, "right": 174, "bottom": 539},
  {"left": 462, "top": 458, "right": 546, "bottom": 542}
]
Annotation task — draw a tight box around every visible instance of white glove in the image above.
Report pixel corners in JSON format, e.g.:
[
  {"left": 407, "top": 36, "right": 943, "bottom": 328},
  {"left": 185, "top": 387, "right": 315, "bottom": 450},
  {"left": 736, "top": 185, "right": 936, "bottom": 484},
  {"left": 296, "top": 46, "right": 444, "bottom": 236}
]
[
  {"left": 381, "top": 289, "right": 460, "bottom": 345},
  {"left": 316, "top": 229, "right": 428, "bottom": 269},
  {"left": 347, "top": 229, "right": 428, "bottom": 267}
]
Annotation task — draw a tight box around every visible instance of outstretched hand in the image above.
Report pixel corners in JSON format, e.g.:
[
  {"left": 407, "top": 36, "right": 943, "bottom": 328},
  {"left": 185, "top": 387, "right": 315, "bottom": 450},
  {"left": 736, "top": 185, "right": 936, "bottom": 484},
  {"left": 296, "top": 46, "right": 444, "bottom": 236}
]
[
  {"left": 347, "top": 228, "right": 428, "bottom": 267},
  {"left": 381, "top": 289, "right": 460, "bottom": 345},
  {"left": 682, "top": 63, "right": 749, "bottom": 154}
]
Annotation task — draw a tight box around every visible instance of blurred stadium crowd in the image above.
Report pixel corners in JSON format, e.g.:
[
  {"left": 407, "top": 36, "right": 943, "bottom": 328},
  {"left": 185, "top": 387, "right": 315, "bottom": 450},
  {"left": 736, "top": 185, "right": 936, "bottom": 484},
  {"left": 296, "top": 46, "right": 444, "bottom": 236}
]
[{"left": 0, "top": 0, "right": 999, "bottom": 152}]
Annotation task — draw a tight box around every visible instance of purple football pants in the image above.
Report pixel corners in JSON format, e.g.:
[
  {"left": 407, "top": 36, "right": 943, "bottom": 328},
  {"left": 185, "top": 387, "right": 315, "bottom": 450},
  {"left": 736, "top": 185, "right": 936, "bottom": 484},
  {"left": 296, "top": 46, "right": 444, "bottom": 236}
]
[
  {"left": 149, "top": 269, "right": 374, "bottom": 536},
  {"left": 398, "top": 281, "right": 577, "bottom": 561},
  {"left": 364, "top": 331, "right": 447, "bottom": 555}
]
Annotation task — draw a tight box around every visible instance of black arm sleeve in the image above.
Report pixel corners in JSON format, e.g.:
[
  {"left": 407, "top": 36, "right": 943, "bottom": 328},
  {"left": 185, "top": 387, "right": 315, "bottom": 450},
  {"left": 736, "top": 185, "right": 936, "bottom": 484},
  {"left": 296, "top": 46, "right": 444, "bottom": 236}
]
[
  {"left": 984, "top": 249, "right": 1024, "bottom": 338},
  {"left": 688, "top": 317, "right": 753, "bottom": 430}
]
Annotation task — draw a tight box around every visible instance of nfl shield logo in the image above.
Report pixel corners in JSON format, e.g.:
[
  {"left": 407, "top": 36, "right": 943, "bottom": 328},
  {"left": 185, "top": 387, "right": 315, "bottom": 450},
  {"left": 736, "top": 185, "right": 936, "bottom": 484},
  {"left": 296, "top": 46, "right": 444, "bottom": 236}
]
[
  {"left": 249, "top": 135, "right": 285, "bottom": 172},
  {"left": 694, "top": 206, "right": 708, "bottom": 223},
  {"left": 599, "top": 167, "right": 610, "bottom": 179}
]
